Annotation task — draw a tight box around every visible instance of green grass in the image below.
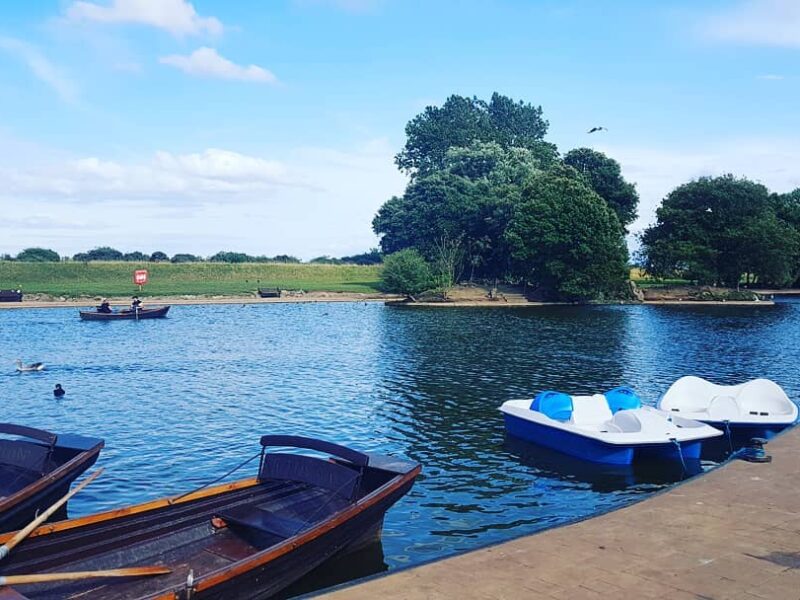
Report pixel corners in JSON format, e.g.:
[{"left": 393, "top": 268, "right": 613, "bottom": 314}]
[
  {"left": 629, "top": 267, "right": 690, "bottom": 288},
  {"left": 0, "top": 261, "right": 382, "bottom": 297}
]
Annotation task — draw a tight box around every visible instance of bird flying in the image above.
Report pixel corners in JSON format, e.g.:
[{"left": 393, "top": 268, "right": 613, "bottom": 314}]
[{"left": 587, "top": 126, "right": 607, "bottom": 134}]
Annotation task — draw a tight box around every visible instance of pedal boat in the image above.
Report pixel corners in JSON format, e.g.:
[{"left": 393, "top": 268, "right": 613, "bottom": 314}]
[
  {"left": 658, "top": 376, "right": 798, "bottom": 440},
  {"left": 500, "top": 387, "right": 722, "bottom": 465}
]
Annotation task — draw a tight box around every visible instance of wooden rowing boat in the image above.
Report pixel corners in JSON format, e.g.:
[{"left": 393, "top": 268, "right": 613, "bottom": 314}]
[
  {"left": 0, "top": 435, "right": 421, "bottom": 599},
  {"left": 0, "top": 424, "right": 104, "bottom": 533},
  {"left": 78, "top": 306, "right": 170, "bottom": 321}
]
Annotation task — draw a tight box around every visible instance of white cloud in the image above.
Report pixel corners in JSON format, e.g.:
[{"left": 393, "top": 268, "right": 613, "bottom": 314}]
[
  {"left": 65, "top": 0, "right": 223, "bottom": 37},
  {"left": 705, "top": 0, "right": 800, "bottom": 48},
  {"left": 0, "top": 36, "right": 78, "bottom": 103},
  {"left": 597, "top": 138, "right": 800, "bottom": 237},
  {"left": 159, "top": 47, "right": 278, "bottom": 83},
  {"left": 0, "top": 139, "right": 406, "bottom": 258}
]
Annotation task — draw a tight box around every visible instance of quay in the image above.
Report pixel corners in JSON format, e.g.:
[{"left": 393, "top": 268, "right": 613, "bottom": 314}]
[{"left": 321, "top": 428, "right": 800, "bottom": 599}]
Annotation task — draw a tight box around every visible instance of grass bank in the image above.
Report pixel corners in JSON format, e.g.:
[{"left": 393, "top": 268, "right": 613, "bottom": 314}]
[{"left": 0, "top": 261, "right": 382, "bottom": 297}]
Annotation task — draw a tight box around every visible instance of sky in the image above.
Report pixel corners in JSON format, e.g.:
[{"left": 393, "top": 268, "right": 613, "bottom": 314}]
[{"left": 1, "top": 0, "right": 799, "bottom": 259}]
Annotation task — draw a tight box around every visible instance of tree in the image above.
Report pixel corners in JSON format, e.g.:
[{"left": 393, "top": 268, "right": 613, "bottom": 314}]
[
  {"left": 16, "top": 247, "right": 60, "bottom": 262},
  {"left": 374, "top": 142, "right": 540, "bottom": 279},
  {"left": 340, "top": 249, "right": 382, "bottom": 265},
  {"left": 641, "top": 175, "right": 799, "bottom": 287},
  {"left": 564, "top": 148, "right": 639, "bottom": 229},
  {"left": 171, "top": 253, "right": 201, "bottom": 263},
  {"left": 395, "top": 93, "right": 557, "bottom": 177},
  {"left": 309, "top": 256, "right": 342, "bottom": 264},
  {"left": 380, "top": 249, "right": 433, "bottom": 299},
  {"left": 149, "top": 251, "right": 169, "bottom": 262},
  {"left": 431, "top": 235, "right": 464, "bottom": 298},
  {"left": 209, "top": 251, "right": 251, "bottom": 263},
  {"left": 505, "top": 169, "right": 629, "bottom": 301},
  {"left": 270, "top": 255, "right": 301, "bottom": 263},
  {"left": 75, "top": 247, "right": 123, "bottom": 261},
  {"left": 123, "top": 251, "right": 148, "bottom": 261}
]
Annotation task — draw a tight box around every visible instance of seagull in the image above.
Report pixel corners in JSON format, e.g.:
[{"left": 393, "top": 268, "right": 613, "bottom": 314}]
[
  {"left": 15, "top": 359, "right": 45, "bottom": 373},
  {"left": 587, "top": 126, "right": 607, "bottom": 134}
]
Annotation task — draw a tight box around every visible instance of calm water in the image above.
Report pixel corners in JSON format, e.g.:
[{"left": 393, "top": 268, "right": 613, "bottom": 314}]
[{"left": 1, "top": 300, "right": 799, "bottom": 592}]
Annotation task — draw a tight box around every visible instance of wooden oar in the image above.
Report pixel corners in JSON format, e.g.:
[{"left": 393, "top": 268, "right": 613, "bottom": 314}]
[
  {"left": 0, "top": 468, "right": 104, "bottom": 561},
  {"left": 0, "top": 566, "right": 171, "bottom": 586}
]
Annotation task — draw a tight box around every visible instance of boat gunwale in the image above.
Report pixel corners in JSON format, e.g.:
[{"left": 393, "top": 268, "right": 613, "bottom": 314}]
[{"left": 0, "top": 439, "right": 104, "bottom": 515}]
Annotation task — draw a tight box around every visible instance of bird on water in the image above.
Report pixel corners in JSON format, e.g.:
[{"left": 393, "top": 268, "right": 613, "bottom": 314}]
[{"left": 53, "top": 384, "right": 65, "bottom": 398}]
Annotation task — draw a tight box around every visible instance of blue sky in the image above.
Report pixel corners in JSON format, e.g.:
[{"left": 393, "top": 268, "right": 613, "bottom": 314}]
[{"left": 1, "top": 0, "right": 799, "bottom": 258}]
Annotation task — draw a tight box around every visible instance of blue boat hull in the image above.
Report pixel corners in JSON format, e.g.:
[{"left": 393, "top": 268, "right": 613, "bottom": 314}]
[{"left": 503, "top": 414, "right": 702, "bottom": 465}]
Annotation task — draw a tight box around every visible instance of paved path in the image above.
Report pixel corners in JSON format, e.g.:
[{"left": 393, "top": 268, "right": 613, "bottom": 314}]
[{"left": 322, "top": 428, "right": 800, "bottom": 600}]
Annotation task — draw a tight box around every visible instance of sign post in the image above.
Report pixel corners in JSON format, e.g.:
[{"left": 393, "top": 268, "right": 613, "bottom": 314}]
[{"left": 133, "top": 270, "right": 148, "bottom": 321}]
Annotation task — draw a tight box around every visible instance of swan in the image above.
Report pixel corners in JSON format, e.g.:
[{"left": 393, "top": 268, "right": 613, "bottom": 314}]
[{"left": 15, "top": 359, "right": 45, "bottom": 372}]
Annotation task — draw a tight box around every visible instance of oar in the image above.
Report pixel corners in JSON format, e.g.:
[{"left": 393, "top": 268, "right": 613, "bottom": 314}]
[
  {"left": 0, "top": 468, "right": 104, "bottom": 561},
  {"left": 0, "top": 566, "right": 171, "bottom": 586}
]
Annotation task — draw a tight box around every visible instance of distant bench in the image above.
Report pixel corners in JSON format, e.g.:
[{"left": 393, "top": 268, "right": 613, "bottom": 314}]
[
  {"left": 258, "top": 288, "right": 282, "bottom": 298},
  {"left": 0, "top": 290, "right": 23, "bottom": 302}
]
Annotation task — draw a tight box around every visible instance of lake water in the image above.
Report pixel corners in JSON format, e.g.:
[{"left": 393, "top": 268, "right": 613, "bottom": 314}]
[{"left": 1, "top": 300, "right": 799, "bottom": 594}]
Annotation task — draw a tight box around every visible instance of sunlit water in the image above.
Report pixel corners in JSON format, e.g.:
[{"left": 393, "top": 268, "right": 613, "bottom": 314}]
[{"left": 1, "top": 300, "right": 799, "bottom": 592}]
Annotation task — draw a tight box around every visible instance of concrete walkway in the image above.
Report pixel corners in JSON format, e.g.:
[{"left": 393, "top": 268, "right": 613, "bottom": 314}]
[{"left": 322, "top": 428, "right": 800, "bottom": 600}]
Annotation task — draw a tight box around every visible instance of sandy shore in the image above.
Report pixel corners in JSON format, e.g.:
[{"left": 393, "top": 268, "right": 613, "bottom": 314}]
[{"left": 0, "top": 291, "right": 394, "bottom": 310}]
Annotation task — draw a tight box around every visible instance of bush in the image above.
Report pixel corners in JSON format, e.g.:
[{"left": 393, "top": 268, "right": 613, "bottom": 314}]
[
  {"left": 171, "top": 253, "right": 201, "bottom": 263},
  {"left": 16, "top": 248, "right": 60, "bottom": 262},
  {"left": 380, "top": 249, "right": 433, "bottom": 298}
]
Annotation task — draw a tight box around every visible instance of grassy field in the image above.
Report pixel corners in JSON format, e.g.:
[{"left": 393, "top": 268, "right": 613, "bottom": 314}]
[{"left": 0, "top": 261, "right": 382, "bottom": 297}]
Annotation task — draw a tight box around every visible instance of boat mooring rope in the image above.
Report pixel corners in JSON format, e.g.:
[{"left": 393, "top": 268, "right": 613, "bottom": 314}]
[
  {"left": 171, "top": 452, "right": 262, "bottom": 502},
  {"left": 723, "top": 420, "right": 734, "bottom": 455},
  {"left": 670, "top": 438, "right": 688, "bottom": 475}
]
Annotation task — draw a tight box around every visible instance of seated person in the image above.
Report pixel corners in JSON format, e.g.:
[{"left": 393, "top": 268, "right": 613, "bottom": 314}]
[
  {"left": 131, "top": 296, "right": 142, "bottom": 310},
  {"left": 98, "top": 299, "right": 112, "bottom": 313}
]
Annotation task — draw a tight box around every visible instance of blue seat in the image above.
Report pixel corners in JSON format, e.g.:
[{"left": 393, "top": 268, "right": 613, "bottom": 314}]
[
  {"left": 605, "top": 386, "right": 642, "bottom": 413},
  {"left": 530, "top": 391, "right": 573, "bottom": 421}
]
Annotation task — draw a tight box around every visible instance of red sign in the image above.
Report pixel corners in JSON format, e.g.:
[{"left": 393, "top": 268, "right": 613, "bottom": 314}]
[{"left": 133, "top": 269, "right": 149, "bottom": 286}]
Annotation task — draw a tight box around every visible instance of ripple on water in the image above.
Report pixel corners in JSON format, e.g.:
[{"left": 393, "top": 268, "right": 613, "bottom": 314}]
[{"left": 1, "top": 301, "right": 799, "bottom": 579}]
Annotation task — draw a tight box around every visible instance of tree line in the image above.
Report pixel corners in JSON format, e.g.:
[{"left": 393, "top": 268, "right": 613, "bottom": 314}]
[
  {"left": 375, "top": 92, "right": 800, "bottom": 300},
  {"left": 2, "top": 247, "right": 383, "bottom": 266}
]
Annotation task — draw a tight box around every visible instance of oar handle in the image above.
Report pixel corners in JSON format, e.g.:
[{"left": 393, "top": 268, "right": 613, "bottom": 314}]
[{"left": 0, "top": 565, "right": 171, "bottom": 585}]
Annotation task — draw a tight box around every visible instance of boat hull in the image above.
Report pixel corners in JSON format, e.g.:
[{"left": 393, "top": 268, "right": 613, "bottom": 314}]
[
  {"left": 503, "top": 413, "right": 702, "bottom": 465},
  {"left": 79, "top": 306, "right": 170, "bottom": 320}
]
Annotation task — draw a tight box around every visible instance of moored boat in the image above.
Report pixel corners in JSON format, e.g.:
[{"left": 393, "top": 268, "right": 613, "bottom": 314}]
[
  {"left": 0, "top": 435, "right": 420, "bottom": 599},
  {"left": 79, "top": 306, "right": 170, "bottom": 321},
  {"left": 0, "top": 424, "right": 104, "bottom": 533},
  {"left": 658, "top": 376, "right": 798, "bottom": 440},
  {"left": 500, "top": 387, "right": 722, "bottom": 465}
]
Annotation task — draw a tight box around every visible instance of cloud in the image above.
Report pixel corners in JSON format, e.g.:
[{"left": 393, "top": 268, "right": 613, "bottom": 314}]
[
  {"left": 0, "top": 139, "right": 406, "bottom": 258},
  {"left": 705, "top": 0, "right": 800, "bottom": 48},
  {"left": 0, "top": 36, "right": 78, "bottom": 103},
  {"left": 65, "top": 0, "right": 223, "bottom": 37},
  {"left": 159, "top": 47, "right": 278, "bottom": 83}
]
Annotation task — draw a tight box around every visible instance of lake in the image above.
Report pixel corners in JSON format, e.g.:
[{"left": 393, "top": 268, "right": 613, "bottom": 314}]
[{"left": 1, "top": 299, "right": 799, "bottom": 594}]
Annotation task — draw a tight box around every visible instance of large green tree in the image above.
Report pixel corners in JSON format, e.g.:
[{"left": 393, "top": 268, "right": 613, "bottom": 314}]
[
  {"left": 641, "top": 175, "right": 799, "bottom": 287},
  {"left": 395, "top": 93, "right": 557, "bottom": 177},
  {"left": 563, "top": 148, "right": 639, "bottom": 229},
  {"left": 16, "top": 247, "right": 60, "bottom": 262},
  {"left": 505, "top": 168, "right": 629, "bottom": 301},
  {"left": 374, "top": 142, "right": 540, "bottom": 278}
]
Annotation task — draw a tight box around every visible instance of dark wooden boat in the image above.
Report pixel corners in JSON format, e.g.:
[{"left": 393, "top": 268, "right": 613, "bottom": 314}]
[
  {"left": 257, "top": 288, "right": 281, "bottom": 298},
  {"left": 0, "top": 435, "right": 420, "bottom": 599},
  {"left": 79, "top": 306, "right": 170, "bottom": 321},
  {"left": 0, "top": 424, "right": 103, "bottom": 533},
  {"left": 0, "top": 290, "right": 23, "bottom": 302}
]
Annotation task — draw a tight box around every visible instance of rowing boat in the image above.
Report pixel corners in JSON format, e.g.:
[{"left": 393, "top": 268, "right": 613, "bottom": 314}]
[{"left": 78, "top": 306, "right": 170, "bottom": 321}]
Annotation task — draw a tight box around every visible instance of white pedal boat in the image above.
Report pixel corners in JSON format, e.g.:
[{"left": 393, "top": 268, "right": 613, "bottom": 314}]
[
  {"left": 500, "top": 387, "right": 722, "bottom": 465},
  {"left": 658, "top": 376, "right": 798, "bottom": 439}
]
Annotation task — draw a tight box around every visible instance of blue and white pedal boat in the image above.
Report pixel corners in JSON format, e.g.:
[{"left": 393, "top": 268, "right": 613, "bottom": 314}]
[
  {"left": 500, "top": 388, "right": 722, "bottom": 465},
  {"left": 658, "top": 376, "right": 798, "bottom": 440}
]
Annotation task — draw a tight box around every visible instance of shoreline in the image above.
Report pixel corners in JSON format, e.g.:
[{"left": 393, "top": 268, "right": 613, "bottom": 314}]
[{"left": 0, "top": 294, "right": 777, "bottom": 310}]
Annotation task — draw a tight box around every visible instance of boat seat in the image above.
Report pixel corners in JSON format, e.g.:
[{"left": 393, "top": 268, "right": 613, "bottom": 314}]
[
  {"left": 217, "top": 504, "right": 311, "bottom": 539},
  {"left": 570, "top": 395, "right": 613, "bottom": 427},
  {"left": 707, "top": 395, "right": 740, "bottom": 421}
]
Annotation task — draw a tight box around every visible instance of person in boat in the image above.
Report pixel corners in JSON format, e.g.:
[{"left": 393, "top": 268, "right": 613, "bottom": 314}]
[
  {"left": 53, "top": 384, "right": 65, "bottom": 398},
  {"left": 98, "top": 298, "right": 112, "bottom": 313},
  {"left": 131, "top": 296, "right": 142, "bottom": 310}
]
